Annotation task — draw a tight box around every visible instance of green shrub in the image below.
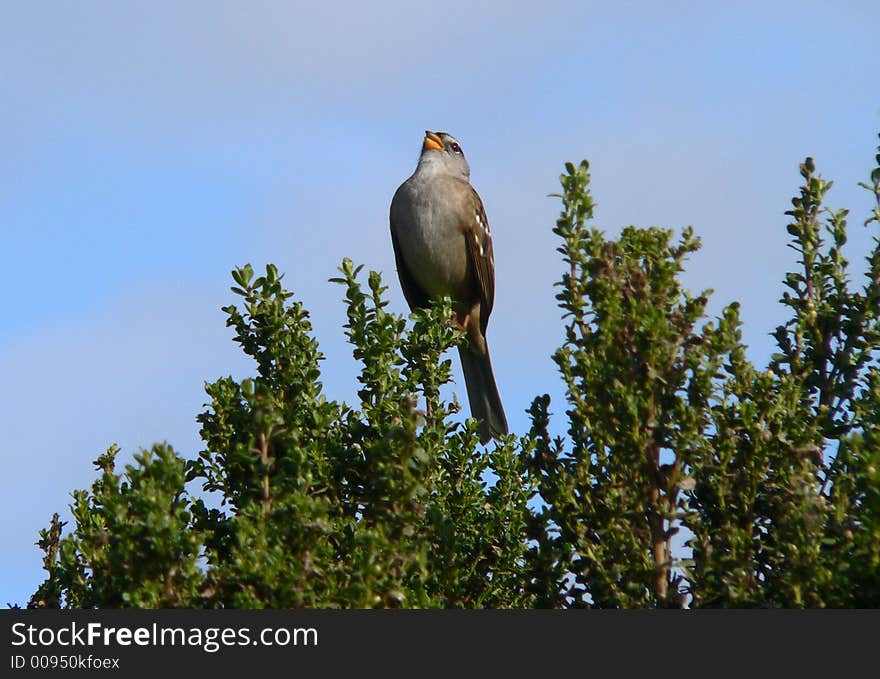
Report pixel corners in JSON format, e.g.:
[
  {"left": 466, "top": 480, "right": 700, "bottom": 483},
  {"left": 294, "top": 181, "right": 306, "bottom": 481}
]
[{"left": 30, "top": 136, "right": 880, "bottom": 608}]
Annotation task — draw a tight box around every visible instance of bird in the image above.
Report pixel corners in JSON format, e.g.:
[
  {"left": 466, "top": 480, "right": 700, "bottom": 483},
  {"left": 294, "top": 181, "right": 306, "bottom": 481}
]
[{"left": 390, "top": 130, "right": 508, "bottom": 444}]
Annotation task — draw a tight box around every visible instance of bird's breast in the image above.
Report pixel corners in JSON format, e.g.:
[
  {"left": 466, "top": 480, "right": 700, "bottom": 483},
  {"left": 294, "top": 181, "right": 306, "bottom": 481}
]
[{"left": 391, "top": 179, "right": 470, "bottom": 300}]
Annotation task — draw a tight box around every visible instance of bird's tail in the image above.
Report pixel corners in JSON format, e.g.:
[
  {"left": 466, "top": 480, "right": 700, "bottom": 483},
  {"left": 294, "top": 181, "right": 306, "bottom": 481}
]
[{"left": 458, "top": 344, "right": 508, "bottom": 444}]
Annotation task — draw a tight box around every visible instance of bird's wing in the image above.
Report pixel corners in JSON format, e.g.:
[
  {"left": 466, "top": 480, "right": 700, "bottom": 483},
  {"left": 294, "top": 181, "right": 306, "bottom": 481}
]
[
  {"left": 462, "top": 184, "right": 496, "bottom": 335},
  {"left": 390, "top": 216, "right": 431, "bottom": 311}
]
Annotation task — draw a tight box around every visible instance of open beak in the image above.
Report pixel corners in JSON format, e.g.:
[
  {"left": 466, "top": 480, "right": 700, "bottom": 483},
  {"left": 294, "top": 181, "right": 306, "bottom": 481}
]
[{"left": 422, "top": 130, "right": 443, "bottom": 151}]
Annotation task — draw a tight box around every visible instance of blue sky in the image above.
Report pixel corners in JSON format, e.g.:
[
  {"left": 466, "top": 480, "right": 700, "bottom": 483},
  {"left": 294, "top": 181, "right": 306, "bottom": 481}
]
[{"left": 2, "top": 1, "right": 878, "bottom": 606}]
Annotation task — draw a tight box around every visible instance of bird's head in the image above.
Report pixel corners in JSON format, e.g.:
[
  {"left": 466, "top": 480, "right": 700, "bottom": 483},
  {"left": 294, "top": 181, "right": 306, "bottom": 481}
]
[{"left": 418, "top": 130, "right": 471, "bottom": 179}]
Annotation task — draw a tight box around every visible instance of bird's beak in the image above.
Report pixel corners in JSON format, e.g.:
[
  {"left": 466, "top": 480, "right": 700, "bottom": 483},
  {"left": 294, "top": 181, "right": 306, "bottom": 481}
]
[{"left": 423, "top": 130, "right": 443, "bottom": 152}]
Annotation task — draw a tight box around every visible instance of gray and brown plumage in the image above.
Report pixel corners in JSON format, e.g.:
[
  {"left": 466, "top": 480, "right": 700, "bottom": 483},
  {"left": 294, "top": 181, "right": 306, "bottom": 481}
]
[{"left": 390, "top": 130, "right": 508, "bottom": 443}]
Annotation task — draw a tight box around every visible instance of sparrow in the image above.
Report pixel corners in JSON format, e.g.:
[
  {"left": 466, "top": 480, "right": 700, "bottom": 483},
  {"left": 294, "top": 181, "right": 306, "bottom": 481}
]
[{"left": 390, "top": 130, "right": 508, "bottom": 443}]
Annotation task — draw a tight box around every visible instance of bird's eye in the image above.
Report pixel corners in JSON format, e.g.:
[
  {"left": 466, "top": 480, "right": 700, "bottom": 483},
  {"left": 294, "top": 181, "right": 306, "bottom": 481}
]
[{"left": 450, "top": 142, "right": 462, "bottom": 154}]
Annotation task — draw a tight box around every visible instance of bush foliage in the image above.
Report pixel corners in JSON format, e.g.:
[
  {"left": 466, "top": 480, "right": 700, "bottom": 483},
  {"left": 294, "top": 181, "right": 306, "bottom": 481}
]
[{"left": 29, "top": 136, "right": 880, "bottom": 608}]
